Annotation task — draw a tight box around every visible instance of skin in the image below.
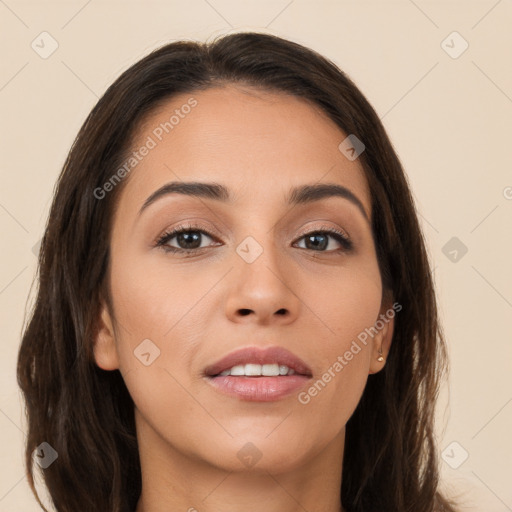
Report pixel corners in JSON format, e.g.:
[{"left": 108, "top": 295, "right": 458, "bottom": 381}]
[{"left": 93, "top": 85, "right": 394, "bottom": 512}]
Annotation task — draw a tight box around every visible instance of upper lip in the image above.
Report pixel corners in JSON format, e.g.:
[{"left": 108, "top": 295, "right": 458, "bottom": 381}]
[{"left": 204, "top": 346, "right": 313, "bottom": 377}]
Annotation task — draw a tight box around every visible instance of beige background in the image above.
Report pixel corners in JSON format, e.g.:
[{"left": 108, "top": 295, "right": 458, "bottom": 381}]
[{"left": 1, "top": 1, "right": 511, "bottom": 510}]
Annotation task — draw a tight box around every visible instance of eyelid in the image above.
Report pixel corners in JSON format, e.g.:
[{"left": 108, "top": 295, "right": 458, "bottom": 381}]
[
  {"left": 292, "top": 223, "right": 353, "bottom": 252},
  {"left": 293, "top": 223, "right": 351, "bottom": 242},
  {"left": 154, "top": 220, "right": 353, "bottom": 253},
  {"left": 155, "top": 222, "right": 220, "bottom": 248}
]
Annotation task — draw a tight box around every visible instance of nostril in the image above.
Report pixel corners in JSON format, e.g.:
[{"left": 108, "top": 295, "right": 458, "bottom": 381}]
[{"left": 237, "top": 308, "right": 287, "bottom": 316}]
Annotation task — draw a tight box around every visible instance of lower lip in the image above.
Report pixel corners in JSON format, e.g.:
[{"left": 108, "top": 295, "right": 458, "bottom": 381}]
[{"left": 205, "top": 375, "right": 311, "bottom": 402}]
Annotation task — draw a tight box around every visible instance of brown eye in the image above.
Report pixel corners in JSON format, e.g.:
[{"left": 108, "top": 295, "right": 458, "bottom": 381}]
[{"left": 156, "top": 224, "right": 219, "bottom": 253}]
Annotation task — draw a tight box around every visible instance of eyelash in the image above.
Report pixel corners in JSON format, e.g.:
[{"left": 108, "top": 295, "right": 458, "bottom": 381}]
[{"left": 155, "top": 222, "right": 353, "bottom": 255}]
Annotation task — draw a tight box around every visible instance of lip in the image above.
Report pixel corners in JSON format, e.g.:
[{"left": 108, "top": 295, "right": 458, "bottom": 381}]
[
  {"left": 204, "top": 346, "right": 313, "bottom": 377},
  {"left": 203, "top": 346, "right": 313, "bottom": 402}
]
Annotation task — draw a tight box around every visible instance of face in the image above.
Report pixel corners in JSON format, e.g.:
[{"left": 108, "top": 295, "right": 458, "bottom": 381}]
[{"left": 94, "top": 85, "right": 394, "bottom": 475}]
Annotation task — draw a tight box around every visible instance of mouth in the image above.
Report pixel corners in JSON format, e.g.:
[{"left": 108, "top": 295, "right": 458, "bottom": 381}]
[{"left": 203, "top": 346, "right": 313, "bottom": 402}]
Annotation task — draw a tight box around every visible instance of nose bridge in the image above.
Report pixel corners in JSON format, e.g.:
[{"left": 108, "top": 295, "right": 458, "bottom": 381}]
[{"left": 225, "top": 229, "right": 300, "bottom": 324}]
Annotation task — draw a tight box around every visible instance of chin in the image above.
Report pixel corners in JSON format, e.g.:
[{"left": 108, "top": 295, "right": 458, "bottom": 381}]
[{"left": 196, "top": 429, "right": 321, "bottom": 475}]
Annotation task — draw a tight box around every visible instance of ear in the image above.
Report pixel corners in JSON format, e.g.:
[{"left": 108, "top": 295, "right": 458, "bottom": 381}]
[
  {"left": 93, "top": 298, "right": 120, "bottom": 371},
  {"left": 368, "top": 299, "right": 397, "bottom": 375}
]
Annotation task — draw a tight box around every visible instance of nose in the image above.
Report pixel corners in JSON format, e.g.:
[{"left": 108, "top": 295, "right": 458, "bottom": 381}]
[{"left": 224, "top": 238, "right": 301, "bottom": 326}]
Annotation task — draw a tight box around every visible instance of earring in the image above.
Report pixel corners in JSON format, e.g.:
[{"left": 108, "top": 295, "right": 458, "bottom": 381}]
[{"left": 377, "top": 349, "right": 384, "bottom": 362}]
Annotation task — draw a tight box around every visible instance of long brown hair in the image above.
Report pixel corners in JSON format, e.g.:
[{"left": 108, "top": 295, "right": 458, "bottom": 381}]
[{"left": 17, "top": 31, "right": 458, "bottom": 512}]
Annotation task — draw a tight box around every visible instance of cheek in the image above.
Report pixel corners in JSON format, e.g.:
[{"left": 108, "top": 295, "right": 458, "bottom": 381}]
[
  {"left": 306, "top": 260, "right": 382, "bottom": 356},
  {"left": 108, "top": 248, "right": 218, "bottom": 366},
  {"left": 107, "top": 252, "right": 222, "bottom": 447},
  {"left": 295, "top": 263, "right": 381, "bottom": 425}
]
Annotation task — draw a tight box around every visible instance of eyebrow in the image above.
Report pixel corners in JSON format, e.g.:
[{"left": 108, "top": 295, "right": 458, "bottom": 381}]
[{"left": 138, "top": 181, "right": 370, "bottom": 222}]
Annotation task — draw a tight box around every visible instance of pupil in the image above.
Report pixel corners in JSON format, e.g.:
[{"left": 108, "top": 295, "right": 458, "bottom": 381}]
[
  {"left": 306, "top": 233, "right": 327, "bottom": 250},
  {"left": 178, "top": 232, "right": 201, "bottom": 249}
]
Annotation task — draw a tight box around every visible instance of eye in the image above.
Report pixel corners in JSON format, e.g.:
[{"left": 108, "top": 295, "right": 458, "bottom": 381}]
[
  {"left": 155, "top": 223, "right": 219, "bottom": 253},
  {"left": 155, "top": 223, "right": 353, "bottom": 255},
  {"left": 294, "top": 227, "right": 353, "bottom": 252}
]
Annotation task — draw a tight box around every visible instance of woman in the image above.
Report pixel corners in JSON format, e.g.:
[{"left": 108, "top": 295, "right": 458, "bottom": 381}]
[{"left": 17, "top": 31, "right": 459, "bottom": 512}]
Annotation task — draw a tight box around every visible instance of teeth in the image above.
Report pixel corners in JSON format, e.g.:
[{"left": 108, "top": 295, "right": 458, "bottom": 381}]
[
  {"left": 246, "top": 363, "right": 261, "bottom": 376},
  {"left": 218, "top": 363, "right": 297, "bottom": 377},
  {"left": 230, "top": 365, "right": 245, "bottom": 376}
]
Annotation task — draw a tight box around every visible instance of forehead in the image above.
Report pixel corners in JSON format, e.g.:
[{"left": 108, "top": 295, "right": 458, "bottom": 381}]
[{"left": 119, "top": 85, "right": 371, "bottom": 218}]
